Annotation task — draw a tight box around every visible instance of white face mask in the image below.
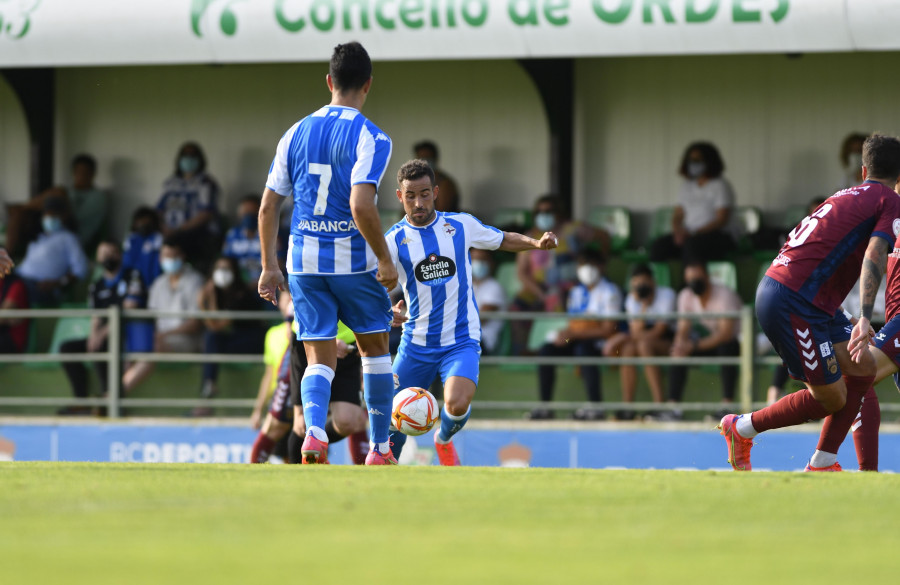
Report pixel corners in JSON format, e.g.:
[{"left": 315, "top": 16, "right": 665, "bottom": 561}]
[
  {"left": 471, "top": 260, "right": 491, "bottom": 280},
  {"left": 577, "top": 264, "right": 600, "bottom": 287},
  {"left": 213, "top": 269, "right": 234, "bottom": 288},
  {"left": 534, "top": 212, "right": 556, "bottom": 232},
  {"left": 848, "top": 152, "right": 863, "bottom": 171}
]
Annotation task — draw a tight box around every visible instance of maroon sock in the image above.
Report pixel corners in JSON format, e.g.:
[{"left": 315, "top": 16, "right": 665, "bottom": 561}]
[
  {"left": 348, "top": 431, "right": 369, "bottom": 465},
  {"left": 750, "top": 388, "right": 831, "bottom": 433},
  {"left": 816, "top": 374, "right": 873, "bottom": 454},
  {"left": 852, "top": 386, "right": 880, "bottom": 471},
  {"left": 250, "top": 434, "right": 276, "bottom": 464}
]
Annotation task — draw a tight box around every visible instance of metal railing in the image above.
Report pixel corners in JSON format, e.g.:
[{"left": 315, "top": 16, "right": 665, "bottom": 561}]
[{"left": 0, "top": 305, "right": 891, "bottom": 418}]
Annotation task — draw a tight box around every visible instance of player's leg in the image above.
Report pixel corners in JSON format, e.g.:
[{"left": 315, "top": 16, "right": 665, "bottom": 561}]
[
  {"left": 327, "top": 351, "right": 369, "bottom": 465},
  {"left": 287, "top": 405, "right": 307, "bottom": 464},
  {"left": 288, "top": 274, "right": 339, "bottom": 464},
  {"left": 848, "top": 328, "right": 900, "bottom": 471},
  {"left": 331, "top": 272, "right": 394, "bottom": 465},
  {"left": 432, "top": 341, "right": 481, "bottom": 466},
  {"left": 388, "top": 344, "right": 439, "bottom": 461},
  {"left": 251, "top": 414, "right": 291, "bottom": 464}
]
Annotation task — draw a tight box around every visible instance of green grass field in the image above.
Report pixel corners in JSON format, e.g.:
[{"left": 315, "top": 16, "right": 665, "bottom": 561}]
[{"left": 1, "top": 463, "right": 897, "bottom": 584}]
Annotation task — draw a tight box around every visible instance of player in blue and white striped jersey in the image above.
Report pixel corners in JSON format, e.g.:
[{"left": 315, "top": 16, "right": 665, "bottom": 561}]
[
  {"left": 257, "top": 42, "right": 399, "bottom": 465},
  {"left": 386, "top": 159, "right": 559, "bottom": 465}
]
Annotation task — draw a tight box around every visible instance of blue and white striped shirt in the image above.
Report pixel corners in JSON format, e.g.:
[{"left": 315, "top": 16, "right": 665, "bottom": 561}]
[
  {"left": 266, "top": 105, "right": 392, "bottom": 275},
  {"left": 386, "top": 212, "right": 504, "bottom": 348}
]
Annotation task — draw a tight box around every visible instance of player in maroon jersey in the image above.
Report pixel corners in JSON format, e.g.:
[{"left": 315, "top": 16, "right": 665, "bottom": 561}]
[{"left": 717, "top": 134, "right": 900, "bottom": 471}]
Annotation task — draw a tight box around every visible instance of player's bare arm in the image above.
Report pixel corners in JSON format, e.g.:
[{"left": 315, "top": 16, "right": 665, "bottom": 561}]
[
  {"left": 257, "top": 188, "right": 285, "bottom": 304},
  {"left": 350, "top": 183, "right": 398, "bottom": 290},
  {"left": 850, "top": 236, "right": 890, "bottom": 362},
  {"left": 498, "top": 231, "right": 559, "bottom": 252}
]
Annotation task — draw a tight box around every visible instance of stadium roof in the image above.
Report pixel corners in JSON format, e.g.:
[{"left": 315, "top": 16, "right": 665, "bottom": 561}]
[{"left": 0, "top": 0, "right": 897, "bottom": 68}]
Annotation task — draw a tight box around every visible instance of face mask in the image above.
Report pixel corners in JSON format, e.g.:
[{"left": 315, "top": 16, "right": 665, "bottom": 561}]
[
  {"left": 635, "top": 284, "right": 654, "bottom": 300},
  {"left": 161, "top": 257, "right": 183, "bottom": 274},
  {"left": 577, "top": 264, "right": 600, "bottom": 287},
  {"left": 686, "top": 161, "right": 706, "bottom": 179},
  {"left": 135, "top": 223, "right": 155, "bottom": 237},
  {"left": 42, "top": 216, "right": 62, "bottom": 233},
  {"left": 213, "top": 269, "right": 234, "bottom": 288},
  {"left": 534, "top": 212, "right": 555, "bottom": 231},
  {"left": 179, "top": 156, "right": 200, "bottom": 175},
  {"left": 848, "top": 152, "right": 863, "bottom": 170},
  {"left": 688, "top": 278, "right": 707, "bottom": 296},
  {"left": 471, "top": 260, "right": 491, "bottom": 280},
  {"left": 240, "top": 214, "right": 257, "bottom": 232},
  {"left": 101, "top": 258, "right": 121, "bottom": 273}
]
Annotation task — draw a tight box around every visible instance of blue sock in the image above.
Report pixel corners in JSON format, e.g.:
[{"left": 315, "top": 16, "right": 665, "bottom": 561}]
[
  {"left": 437, "top": 405, "right": 471, "bottom": 443},
  {"left": 301, "top": 364, "right": 334, "bottom": 436},
  {"left": 362, "top": 355, "right": 393, "bottom": 447},
  {"left": 389, "top": 430, "right": 408, "bottom": 460}
]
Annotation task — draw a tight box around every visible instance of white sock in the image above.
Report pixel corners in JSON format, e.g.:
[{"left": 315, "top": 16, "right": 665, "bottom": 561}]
[
  {"left": 434, "top": 431, "right": 450, "bottom": 445},
  {"left": 809, "top": 450, "right": 837, "bottom": 468},
  {"left": 307, "top": 426, "right": 328, "bottom": 442},
  {"left": 377, "top": 441, "right": 390, "bottom": 454},
  {"left": 735, "top": 414, "right": 758, "bottom": 438}
]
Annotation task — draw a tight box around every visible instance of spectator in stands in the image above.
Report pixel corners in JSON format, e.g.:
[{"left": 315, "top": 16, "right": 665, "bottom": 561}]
[
  {"left": 156, "top": 141, "right": 220, "bottom": 271},
  {"left": 510, "top": 194, "right": 609, "bottom": 354},
  {"left": 122, "top": 207, "right": 163, "bottom": 287},
  {"left": 16, "top": 195, "right": 89, "bottom": 306},
  {"left": 665, "top": 259, "right": 742, "bottom": 418},
  {"left": 649, "top": 141, "right": 736, "bottom": 263},
  {"left": 604, "top": 264, "right": 676, "bottom": 418},
  {"left": 529, "top": 249, "right": 622, "bottom": 420},
  {"left": 414, "top": 140, "right": 461, "bottom": 212},
  {"left": 67, "top": 154, "right": 108, "bottom": 250},
  {"left": 470, "top": 248, "right": 507, "bottom": 355},
  {"left": 58, "top": 241, "right": 149, "bottom": 414},
  {"left": 840, "top": 132, "right": 868, "bottom": 189},
  {"left": 197, "top": 256, "right": 266, "bottom": 398},
  {"left": 222, "top": 194, "right": 263, "bottom": 286},
  {"left": 0, "top": 255, "right": 28, "bottom": 354}
]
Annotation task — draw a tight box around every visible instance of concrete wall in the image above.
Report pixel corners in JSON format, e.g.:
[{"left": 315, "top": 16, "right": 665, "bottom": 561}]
[{"left": 47, "top": 60, "right": 549, "bottom": 241}]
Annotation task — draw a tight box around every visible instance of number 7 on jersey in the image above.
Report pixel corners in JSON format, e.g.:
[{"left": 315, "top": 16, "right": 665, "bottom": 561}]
[{"left": 309, "top": 163, "right": 332, "bottom": 216}]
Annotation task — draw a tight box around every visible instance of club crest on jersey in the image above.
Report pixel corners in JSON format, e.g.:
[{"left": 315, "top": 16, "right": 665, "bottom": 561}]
[
  {"left": 443, "top": 223, "right": 456, "bottom": 237},
  {"left": 415, "top": 253, "right": 456, "bottom": 286}
]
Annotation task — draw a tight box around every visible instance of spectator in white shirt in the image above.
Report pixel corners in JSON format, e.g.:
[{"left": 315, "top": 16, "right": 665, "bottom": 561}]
[{"left": 470, "top": 248, "right": 507, "bottom": 355}]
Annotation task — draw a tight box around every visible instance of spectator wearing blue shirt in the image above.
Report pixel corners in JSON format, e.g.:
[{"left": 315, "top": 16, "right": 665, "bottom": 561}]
[
  {"left": 122, "top": 207, "right": 163, "bottom": 289},
  {"left": 16, "top": 196, "right": 89, "bottom": 306},
  {"left": 222, "top": 195, "right": 263, "bottom": 286},
  {"left": 156, "top": 142, "right": 221, "bottom": 272}
]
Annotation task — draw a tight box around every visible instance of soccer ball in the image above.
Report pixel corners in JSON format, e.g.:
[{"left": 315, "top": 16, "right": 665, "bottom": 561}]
[{"left": 391, "top": 387, "right": 440, "bottom": 436}]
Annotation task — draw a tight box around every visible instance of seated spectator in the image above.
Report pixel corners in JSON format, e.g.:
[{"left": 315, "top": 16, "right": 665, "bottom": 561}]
[
  {"left": 59, "top": 241, "right": 149, "bottom": 414},
  {"left": 511, "top": 194, "right": 610, "bottom": 354},
  {"left": 471, "top": 248, "right": 507, "bottom": 355},
  {"left": 649, "top": 141, "right": 737, "bottom": 262},
  {"left": 16, "top": 195, "right": 89, "bottom": 306},
  {"left": 0, "top": 266, "right": 29, "bottom": 354},
  {"left": 156, "top": 141, "right": 221, "bottom": 271},
  {"left": 529, "top": 249, "right": 622, "bottom": 420},
  {"left": 839, "top": 132, "right": 868, "bottom": 189},
  {"left": 197, "top": 256, "right": 266, "bottom": 398},
  {"left": 222, "top": 194, "right": 263, "bottom": 286},
  {"left": 666, "top": 259, "right": 742, "bottom": 418},
  {"left": 604, "top": 264, "right": 676, "bottom": 418},
  {"left": 414, "top": 140, "right": 461, "bottom": 212},
  {"left": 126, "top": 239, "right": 205, "bottom": 393},
  {"left": 122, "top": 206, "right": 163, "bottom": 288},
  {"left": 67, "top": 154, "right": 108, "bottom": 250}
]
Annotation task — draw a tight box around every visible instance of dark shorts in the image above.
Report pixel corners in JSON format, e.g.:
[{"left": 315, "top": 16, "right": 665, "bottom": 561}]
[
  {"left": 756, "top": 276, "right": 851, "bottom": 385},
  {"left": 289, "top": 336, "right": 362, "bottom": 408},
  {"left": 268, "top": 378, "right": 293, "bottom": 424},
  {"left": 873, "top": 317, "right": 900, "bottom": 391}
]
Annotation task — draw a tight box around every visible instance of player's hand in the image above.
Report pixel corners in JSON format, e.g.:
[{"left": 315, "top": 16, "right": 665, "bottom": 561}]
[
  {"left": 336, "top": 339, "right": 353, "bottom": 359},
  {"left": 377, "top": 261, "right": 399, "bottom": 291},
  {"left": 258, "top": 268, "right": 285, "bottom": 305},
  {"left": 0, "top": 248, "right": 13, "bottom": 276},
  {"left": 538, "top": 232, "right": 559, "bottom": 250},
  {"left": 849, "top": 317, "right": 872, "bottom": 363},
  {"left": 391, "top": 299, "right": 408, "bottom": 327},
  {"left": 250, "top": 409, "right": 262, "bottom": 430}
]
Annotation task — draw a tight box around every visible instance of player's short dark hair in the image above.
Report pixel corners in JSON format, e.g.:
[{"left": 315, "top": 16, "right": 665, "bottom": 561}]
[
  {"left": 175, "top": 141, "right": 207, "bottom": 176},
  {"left": 131, "top": 206, "right": 160, "bottom": 231},
  {"left": 630, "top": 263, "right": 654, "bottom": 280},
  {"left": 577, "top": 248, "right": 606, "bottom": 266},
  {"left": 240, "top": 194, "right": 262, "bottom": 207},
  {"left": 679, "top": 141, "right": 724, "bottom": 179},
  {"left": 71, "top": 153, "right": 96, "bottom": 174},
  {"left": 397, "top": 159, "right": 436, "bottom": 187},
  {"left": 862, "top": 134, "right": 900, "bottom": 181},
  {"left": 413, "top": 140, "right": 439, "bottom": 159},
  {"left": 330, "top": 42, "right": 372, "bottom": 92}
]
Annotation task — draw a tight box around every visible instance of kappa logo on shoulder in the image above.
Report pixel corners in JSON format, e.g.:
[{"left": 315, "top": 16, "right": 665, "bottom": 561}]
[
  {"left": 399, "top": 237, "right": 411, "bottom": 246},
  {"left": 375, "top": 132, "right": 390, "bottom": 142}
]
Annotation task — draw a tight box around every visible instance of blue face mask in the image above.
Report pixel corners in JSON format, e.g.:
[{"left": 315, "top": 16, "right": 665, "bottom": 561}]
[
  {"left": 42, "top": 216, "right": 63, "bottom": 233},
  {"left": 160, "top": 257, "right": 183, "bottom": 274},
  {"left": 471, "top": 260, "right": 491, "bottom": 280},
  {"left": 179, "top": 156, "right": 200, "bottom": 175},
  {"left": 240, "top": 214, "right": 256, "bottom": 232},
  {"left": 534, "top": 212, "right": 555, "bottom": 232}
]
